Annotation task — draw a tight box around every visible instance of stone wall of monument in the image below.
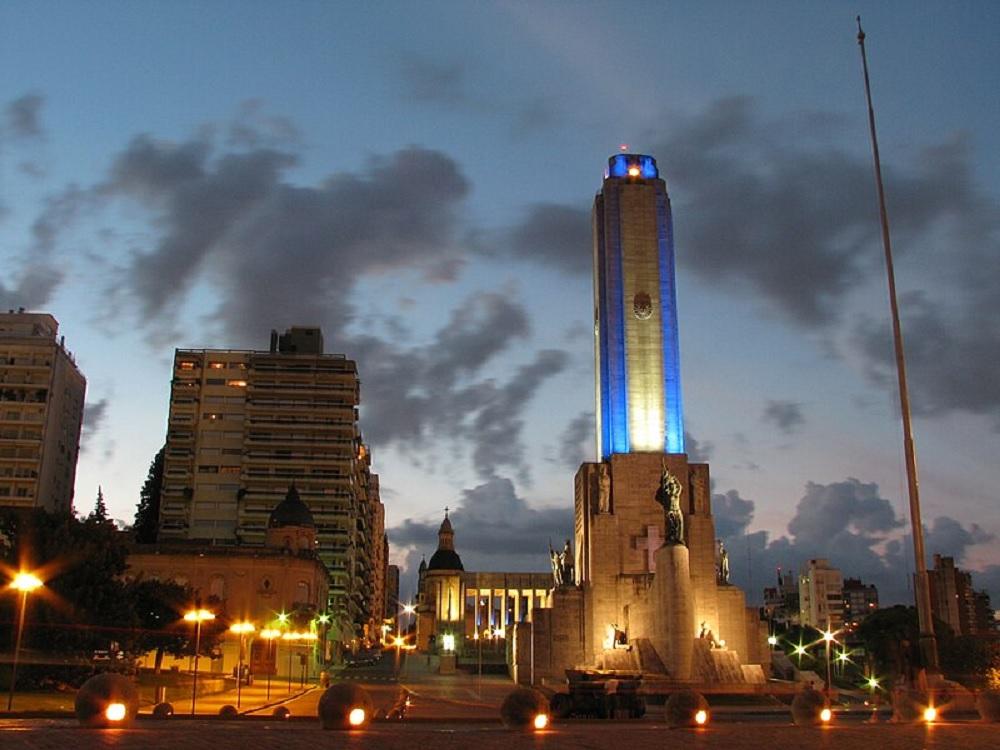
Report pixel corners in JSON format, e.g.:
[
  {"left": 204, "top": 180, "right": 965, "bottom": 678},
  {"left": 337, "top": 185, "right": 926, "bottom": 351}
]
[
  {"left": 512, "top": 587, "right": 586, "bottom": 685},
  {"left": 687, "top": 463, "right": 720, "bottom": 638},
  {"left": 717, "top": 586, "right": 749, "bottom": 665}
]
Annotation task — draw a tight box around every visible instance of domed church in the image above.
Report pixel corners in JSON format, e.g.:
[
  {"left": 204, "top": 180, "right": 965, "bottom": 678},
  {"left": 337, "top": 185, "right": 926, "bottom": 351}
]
[{"left": 414, "top": 511, "right": 552, "bottom": 654}]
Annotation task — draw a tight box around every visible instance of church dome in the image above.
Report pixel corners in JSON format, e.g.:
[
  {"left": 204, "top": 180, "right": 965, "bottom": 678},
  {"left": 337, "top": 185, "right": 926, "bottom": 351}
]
[
  {"left": 427, "top": 548, "right": 464, "bottom": 571},
  {"left": 268, "top": 485, "right": 315, "bottom": 529},
  {"left": 426, "top": 510, "right": 463, "bottom": 570}
]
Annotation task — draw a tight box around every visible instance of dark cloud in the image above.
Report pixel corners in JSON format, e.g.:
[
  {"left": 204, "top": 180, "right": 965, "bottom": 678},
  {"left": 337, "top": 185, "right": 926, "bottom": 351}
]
[
  {"left": 99, "top": 138, "right": 469, "bottom": 340},
  {"left": 348, "top": 295, "right": 567, "bottom": 479},
  {"left": 389, "top": 475, "right": 571, "bottom": 578},
  {"left": 80, "top": 399, "right": 109, "bottom": 454},
  {"left": 762, "top": 400, "right": 805, "bottom": 434},
  {"left": 684, "top": 431, "right": 714, "bottom": 463},
  {"left": 0, "top": 262, "right": 63, "bottom": 310},
  {"left": 714, "top": 477, "right": 998, "bottom": 606},
  {"left": 226, "top": 99, "right": 302, "bottom": 149},
  {"left": 556, "top": 411, "right": 594, "bottom": 469},
  {"left": 398, "top": 54, "right": 467, "bottom": 106},
  {"left": 501, "top": 203, "right": 591, "bottom": 274},
  {"left": 397, "top": 53, "right": 558, "bottom": 135},
  {"left": 466, "top": 349, "right": 568, "bottom": 479},
  {"left": 713, "top": 489, "right": 754, "bottom": 539},
  {"left": 650, "top": 98, "right": 993, "bottom": 327},
  {"left": 786, "top": 479, "right": 902, "bottom": 549},
  {"left": 4, "top": 93, "right": 44, "bottom": 138},
  {"left": 854, "top": 289, "right": 1000, "bottom": 425}
]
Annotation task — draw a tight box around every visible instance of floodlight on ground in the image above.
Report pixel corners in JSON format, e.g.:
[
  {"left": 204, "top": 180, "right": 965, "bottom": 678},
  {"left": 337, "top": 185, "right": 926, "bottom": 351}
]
[
  {"left": 533, "top": 712, "right": 549, "bottom": 730},
  {"left": 820, "top": 707, "right": 832, "bottom": 723},
  {"left": 695, "top": 709, "right": 709, "bottom": 725},
  {"left": 923, "top": 706, "right": 937, "bottom": 723},
  {"left": 348, "top": 708, "right": 366, "bottom": 726}
]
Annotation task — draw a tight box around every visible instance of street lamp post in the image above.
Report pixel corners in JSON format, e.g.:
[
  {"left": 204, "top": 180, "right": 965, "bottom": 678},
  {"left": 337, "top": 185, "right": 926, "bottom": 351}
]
[
  {"left": 184, "top": 608, "right": 216, "bottom": 715},
  {"left": 6, "top": 572, "right": 43, "bottom": 712},
  {"left": 823, "top": 629, "right": 836, "bottom": 700},
  {"left": 396, "top": 603, "right": 415, "bottom": 678},
  {"left": 259, "top": 629, "right": 281, "bottom": 700},
  {"left": 229, "top": 622, "right": 255, "bottom": 709}
]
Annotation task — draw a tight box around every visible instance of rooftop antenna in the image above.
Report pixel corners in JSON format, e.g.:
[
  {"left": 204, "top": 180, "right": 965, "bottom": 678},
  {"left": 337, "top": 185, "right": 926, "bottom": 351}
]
[{"left": 857, "top": 16, "right": 938, "bottom": 672}]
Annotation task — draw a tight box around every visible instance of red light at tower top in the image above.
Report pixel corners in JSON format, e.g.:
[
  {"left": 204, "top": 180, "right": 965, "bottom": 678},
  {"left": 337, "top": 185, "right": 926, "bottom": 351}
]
[{"left": 619, "top": 143, "right": 629, "bottom": 152}]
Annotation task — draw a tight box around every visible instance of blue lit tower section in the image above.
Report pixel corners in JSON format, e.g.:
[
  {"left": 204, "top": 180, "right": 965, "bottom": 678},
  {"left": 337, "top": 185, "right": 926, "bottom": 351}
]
[{"left": 594, "top": 153, "right": 685, "bottom": 458}]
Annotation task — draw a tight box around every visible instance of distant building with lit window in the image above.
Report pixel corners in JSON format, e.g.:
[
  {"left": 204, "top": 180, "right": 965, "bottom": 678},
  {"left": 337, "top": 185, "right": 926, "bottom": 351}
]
[
  {"left": 798, "top": 558, "right": 844, "bottom": 631},
  {"left": 156, "top": 326, "right": 382, "bottom": 654},
  {"left": 0, "top": 311, "right": 85, "bottom": 513},
  {"left": 762, "top": 567, "right": 800, "bottom": 627},
  {"left": 927, "top": 554, "right": 996, "bottom": 636},
  {"left": 841, "top": 577, "right": 879, "bottom": 630}
]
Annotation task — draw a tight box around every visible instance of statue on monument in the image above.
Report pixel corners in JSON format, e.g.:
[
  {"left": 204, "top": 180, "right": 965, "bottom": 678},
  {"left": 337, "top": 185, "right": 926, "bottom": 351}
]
[
  {"left": 717, "top": 539, "right": 730, "bottom": 585},
  {"left": 560, "top": 538, "right": 574, "bottom": 585},
  {"left": 549, "top": 539, "right": 563, "bottom": 587},
  {"left": 656, "top": 465, "right": 685, "bottom": 545},
  {"left": 596, "top": 463, "right": 611, "bottom": 513}
]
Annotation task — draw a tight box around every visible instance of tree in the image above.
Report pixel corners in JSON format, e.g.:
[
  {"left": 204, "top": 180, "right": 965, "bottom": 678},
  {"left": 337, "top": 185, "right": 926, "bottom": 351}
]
[
  {"left": 89, "top": 486, "right": 108, "bottom": 523},
  {"left": 0, "top": 508, "right": 130, "bottom": 655},
  {"left": 133, "top": 447, "right": 164, "bottom": 543},
  {"left": 122, "top": 578, "right": 190, "bottom": 672}
]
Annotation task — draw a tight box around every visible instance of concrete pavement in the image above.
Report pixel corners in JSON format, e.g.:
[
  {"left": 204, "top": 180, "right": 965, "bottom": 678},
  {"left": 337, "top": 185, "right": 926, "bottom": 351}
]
[{"left": 1, "top": 717, "right": 997, "bottom": 750}]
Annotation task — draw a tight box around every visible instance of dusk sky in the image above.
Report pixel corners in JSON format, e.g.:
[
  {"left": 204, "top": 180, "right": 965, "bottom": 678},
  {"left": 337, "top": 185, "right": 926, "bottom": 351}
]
[{"left": 2, "top": 1, "right": 998, "bottom": 606}]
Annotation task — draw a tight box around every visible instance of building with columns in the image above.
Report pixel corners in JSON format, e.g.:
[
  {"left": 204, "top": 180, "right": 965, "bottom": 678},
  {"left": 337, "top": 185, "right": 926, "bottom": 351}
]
[{"left": 414, "top": 512, "right": 551, "bottom": 654}]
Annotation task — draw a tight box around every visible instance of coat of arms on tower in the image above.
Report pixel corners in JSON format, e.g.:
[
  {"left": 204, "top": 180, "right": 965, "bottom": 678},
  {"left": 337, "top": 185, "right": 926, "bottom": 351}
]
[{"left": 632, "top": 291, "right": 653, "bottom": 320}]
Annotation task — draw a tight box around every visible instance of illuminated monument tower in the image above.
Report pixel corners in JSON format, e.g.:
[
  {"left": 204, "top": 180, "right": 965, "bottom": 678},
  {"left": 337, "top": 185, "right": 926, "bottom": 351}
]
[
  {"left": 593, "top": 153, "right": 684, "bottom": 457},
  {"left": 510, "top": 155, "right": 768, "bottom": 687}
]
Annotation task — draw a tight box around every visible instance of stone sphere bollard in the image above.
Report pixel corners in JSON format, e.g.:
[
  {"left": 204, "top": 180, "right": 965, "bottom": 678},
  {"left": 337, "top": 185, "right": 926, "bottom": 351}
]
[
  {"left": 218, "top": 704, "right": 239, "bottom": 719},
  {"left": 75, "top": 673, "right": 140, "bottom": 727},
  {"left": 273, "top": 706, "right": 291, "bottom": 719},
  {"left": 790, "top": 687, "right": 826, "bottom": 726},
  {"left": 664, "top": 690, "right": 709, "bottom": 728},
  {"left": 976, "top": 690, "right": 1000, "bottom": 722},
  {"left": 318, "top": 683, "right": 375, "bottom": 729},
  {"left": 890, "top": 688, "right": 926, "bottom": 723},
  {"left": 151, "top": 702, "right": 174, "bottom": 719},
  {"left": 500, "top": 688, "right": 549, "bottom": 730}
]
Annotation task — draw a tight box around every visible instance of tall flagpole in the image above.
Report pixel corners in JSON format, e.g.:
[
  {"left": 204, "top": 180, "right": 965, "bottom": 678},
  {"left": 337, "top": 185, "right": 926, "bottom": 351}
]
[{"left": 856, "top": 16, "right": 938, "bottom": 673}]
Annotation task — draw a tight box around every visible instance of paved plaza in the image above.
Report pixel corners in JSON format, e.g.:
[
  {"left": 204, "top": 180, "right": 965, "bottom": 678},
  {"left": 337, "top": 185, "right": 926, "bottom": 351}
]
[
  {"left": 1, "top": 717, "right": 998, "bottom": 750},
  {"left": 2, "top": 656, "right": 998, "bottom": 748}
]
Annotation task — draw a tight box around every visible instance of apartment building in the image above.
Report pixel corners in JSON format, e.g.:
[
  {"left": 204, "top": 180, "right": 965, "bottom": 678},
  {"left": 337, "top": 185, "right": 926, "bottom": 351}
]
[
  {"left": 799, "top": 558, "right": 844, "bottom": 631},
  {"left": 157, "top": 326, "right": 383, "bottom": 649},
  {"left": 0, "top": 311, "right": 86, "bottom": 513}
]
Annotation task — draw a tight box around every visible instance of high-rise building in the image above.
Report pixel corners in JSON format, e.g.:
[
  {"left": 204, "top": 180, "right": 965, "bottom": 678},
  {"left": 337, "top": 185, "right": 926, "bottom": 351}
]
[
  {"left": 157, "top": 326, "right": 382, "bottom": 649},
  {"left": 762, "top": 567, "right": 800, "bottom": 627},
  {"left": 799, "top": 558, "right": 844, "bottom": 631},
  {"left": 842, "top": 577, "right": 879, "bottom": 630},
  {"left": 593, "top": 153, "right": 684, "bottom": 458},
  {"left": 0, "top": 311, "right": 86, "bottom": 513},
  {"left": 386, "top": 563, "right": 400, "bottom": 627},
  {"left": 927, "top": 554, "right": 994, "bottom": 635}
]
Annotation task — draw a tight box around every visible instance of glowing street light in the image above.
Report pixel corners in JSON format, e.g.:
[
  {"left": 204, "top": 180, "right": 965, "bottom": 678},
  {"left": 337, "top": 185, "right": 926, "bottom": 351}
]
[
  {"left": 184, "top": 608, "right": 215, "bottom": 715},
  {"left": 793, "top": 643, "right": 808, "bottom": 666},
  {"left": 229, "top": 621, "right": 255, "bottom": 709},
  {"left": 6, "top": 572, "right": 43, "bottom": 712}
]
